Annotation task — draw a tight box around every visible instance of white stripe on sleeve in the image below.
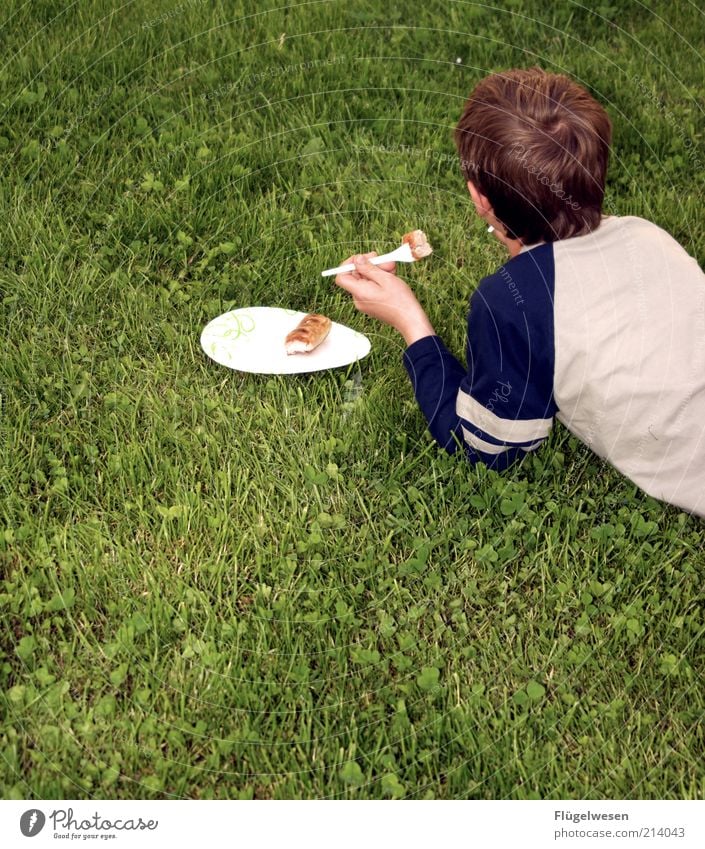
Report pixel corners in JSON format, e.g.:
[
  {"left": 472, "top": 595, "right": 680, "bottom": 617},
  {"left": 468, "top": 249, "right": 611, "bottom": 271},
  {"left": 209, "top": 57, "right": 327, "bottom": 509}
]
[
  {"left": 457, "top": 388, "right": 553, "bottom": 443},
  {"left": 461, "top": 426, "right": 511, "bottom": 455}
]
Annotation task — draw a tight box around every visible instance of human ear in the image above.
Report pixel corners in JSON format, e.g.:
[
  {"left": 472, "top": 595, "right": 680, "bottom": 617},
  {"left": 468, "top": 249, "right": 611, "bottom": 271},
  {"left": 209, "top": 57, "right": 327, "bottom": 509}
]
[
  {"left": 466, "top": 180, "right": 521, "bottom": 255},
  {"left": 466, "top": 180, "right": 493, "bottom": 217}
]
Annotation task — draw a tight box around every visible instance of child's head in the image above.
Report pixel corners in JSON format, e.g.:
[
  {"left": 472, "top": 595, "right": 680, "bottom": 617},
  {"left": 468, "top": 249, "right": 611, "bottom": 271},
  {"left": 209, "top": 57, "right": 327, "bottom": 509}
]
[{"left": 454, "top": 67, "right": 612, "bottom": 244}]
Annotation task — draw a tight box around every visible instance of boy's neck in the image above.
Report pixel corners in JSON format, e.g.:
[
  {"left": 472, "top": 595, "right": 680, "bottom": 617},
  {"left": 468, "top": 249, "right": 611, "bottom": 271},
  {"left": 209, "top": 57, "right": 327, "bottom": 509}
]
[{"left": 506, "top": 238, "right": 524, "bottom": 258}]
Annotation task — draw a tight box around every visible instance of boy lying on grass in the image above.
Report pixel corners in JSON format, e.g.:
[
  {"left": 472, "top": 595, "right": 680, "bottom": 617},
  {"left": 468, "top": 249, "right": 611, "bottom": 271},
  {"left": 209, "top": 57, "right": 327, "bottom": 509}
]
[{"left": 335, "top": 68, "right": 705, "bottom": 518}]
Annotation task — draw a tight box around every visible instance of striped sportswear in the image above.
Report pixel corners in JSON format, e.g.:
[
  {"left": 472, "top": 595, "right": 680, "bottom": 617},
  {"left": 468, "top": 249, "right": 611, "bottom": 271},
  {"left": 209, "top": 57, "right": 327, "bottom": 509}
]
[{"left": 402, "top": 216, "right": 705, "bottom": 518}]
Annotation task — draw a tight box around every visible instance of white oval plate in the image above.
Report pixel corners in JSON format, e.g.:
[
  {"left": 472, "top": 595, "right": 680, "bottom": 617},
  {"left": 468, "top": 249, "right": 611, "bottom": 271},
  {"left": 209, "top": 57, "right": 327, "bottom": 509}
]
[{"left": 200, "top": 306, "right": 371, "bottom": 375}]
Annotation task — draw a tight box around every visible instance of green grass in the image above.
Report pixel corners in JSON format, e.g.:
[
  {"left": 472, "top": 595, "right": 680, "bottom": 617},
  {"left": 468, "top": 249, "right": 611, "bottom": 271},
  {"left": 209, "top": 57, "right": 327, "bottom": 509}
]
[{"left": 1, "top": 0, "right": 704, "bottom": 799}]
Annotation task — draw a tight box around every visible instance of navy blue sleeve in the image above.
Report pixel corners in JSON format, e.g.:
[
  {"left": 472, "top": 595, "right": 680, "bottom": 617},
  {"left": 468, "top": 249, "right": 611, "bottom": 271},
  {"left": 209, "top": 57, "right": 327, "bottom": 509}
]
[
  {"left": 402, "top": 334, "right": 469, "bottom": 451},
  {"left": 403, "top": 245, "right": 558, "bottom": 469}
]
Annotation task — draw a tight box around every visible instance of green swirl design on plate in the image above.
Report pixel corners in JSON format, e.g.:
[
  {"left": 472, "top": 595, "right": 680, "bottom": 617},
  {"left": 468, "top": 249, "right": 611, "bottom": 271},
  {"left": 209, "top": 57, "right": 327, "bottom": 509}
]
[{"left": 220, "top": 312, "right": 256, "bottom": 339}]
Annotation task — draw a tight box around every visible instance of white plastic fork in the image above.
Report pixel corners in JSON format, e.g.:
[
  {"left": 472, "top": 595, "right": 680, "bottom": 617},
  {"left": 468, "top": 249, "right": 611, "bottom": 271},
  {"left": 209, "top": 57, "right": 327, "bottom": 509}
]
[{"left": 320, "top": 242, "right": 414, "bottom": 277}]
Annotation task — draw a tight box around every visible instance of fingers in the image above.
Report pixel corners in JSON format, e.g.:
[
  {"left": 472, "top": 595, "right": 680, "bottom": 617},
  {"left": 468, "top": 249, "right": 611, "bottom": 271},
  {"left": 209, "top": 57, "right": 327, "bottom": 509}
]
[
  {"left": 341, "top": 252, "right": 377, "bottom": 263},
  {"left": 334, "top": 269, "right": 377, "bottom": 297},
  {"left": 332, "top": 252, "right": 396, "bottom": 294},
  {"left": 333, "top": 255, "right": 363, "bottom": 292},
  {"left": 350, "top": 254, "right": 395, "bottom": 285},
  {"left": 334, "top": 258, "right": 371, "bottom": 293},
  {"left": 336, "top": 252, "right": 395, "bottom": 273},
  {"left": 334, "top": 252, "right": 380, "bottom": 290},
  {"left": 358, "top": 251, "right": 395, "bottom": 272}
]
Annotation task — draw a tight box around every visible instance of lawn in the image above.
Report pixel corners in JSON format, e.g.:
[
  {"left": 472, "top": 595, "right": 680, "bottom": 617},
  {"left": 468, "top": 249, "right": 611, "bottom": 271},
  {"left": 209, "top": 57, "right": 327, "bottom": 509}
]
[{"left": 1, "top": 0, "right": 703, "bottom": 799}]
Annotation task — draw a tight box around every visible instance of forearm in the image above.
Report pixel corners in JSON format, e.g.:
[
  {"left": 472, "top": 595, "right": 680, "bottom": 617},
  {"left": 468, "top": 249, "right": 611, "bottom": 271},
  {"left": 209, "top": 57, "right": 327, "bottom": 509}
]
[
  {"left": 398, "top": 313, "right": 437, "bottom": 347},
  {"left": 402, "top": 335, "right": 468, "bottom": 452},
  {"left": 402, "top": 333, "right": 538, "bottom": 470}
]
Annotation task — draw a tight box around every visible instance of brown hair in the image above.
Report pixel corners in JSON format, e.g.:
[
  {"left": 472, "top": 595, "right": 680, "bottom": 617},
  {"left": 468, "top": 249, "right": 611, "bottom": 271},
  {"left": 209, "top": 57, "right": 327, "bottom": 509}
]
[{"left": 454, "top": 68, "right": 612, "bottom": 243}]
